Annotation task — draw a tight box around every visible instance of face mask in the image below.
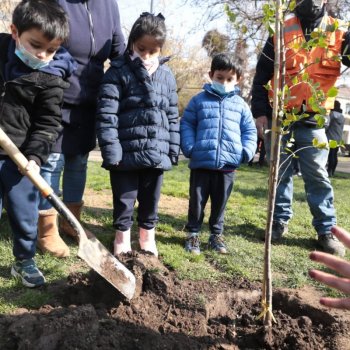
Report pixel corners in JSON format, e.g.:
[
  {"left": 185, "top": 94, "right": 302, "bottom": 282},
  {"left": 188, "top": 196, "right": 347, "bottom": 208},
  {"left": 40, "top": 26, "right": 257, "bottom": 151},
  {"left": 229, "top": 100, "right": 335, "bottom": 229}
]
[
  {"left": 211, "top": 81, "right": 236, "bottom": 95},
  {"left": 130, "top": 49, "right": 160, "bottom": 75},
  {"left": 295, "top": 0, "right": 324, "bottom": 20},
  {"left": 15, "top": 40, "right": 51, "bottom": 70}
]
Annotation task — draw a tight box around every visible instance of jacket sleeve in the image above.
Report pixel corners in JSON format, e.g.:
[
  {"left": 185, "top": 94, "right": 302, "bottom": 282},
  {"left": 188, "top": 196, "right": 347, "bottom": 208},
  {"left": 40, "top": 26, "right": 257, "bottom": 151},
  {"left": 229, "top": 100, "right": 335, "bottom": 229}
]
[
  {"left": 25, "top": 83, "right": 65, "bottom": 165},
  {"left": 96, "top": 67, "right": 123, "bottom": 168},
  {"left": 167, "top": 73, "right": 180, "bottom": 158},
  {"left": 251, "top": 36, "right": 274, "bottom": 120},
  {"left": 240, "top": 103, "right": 258, "bottom": 163},
  {"left": 180, "top": 96, "right": 198, "bottom": 158},
  {"left": 109, "top": 1, "right": 126, "bottom": 59}
]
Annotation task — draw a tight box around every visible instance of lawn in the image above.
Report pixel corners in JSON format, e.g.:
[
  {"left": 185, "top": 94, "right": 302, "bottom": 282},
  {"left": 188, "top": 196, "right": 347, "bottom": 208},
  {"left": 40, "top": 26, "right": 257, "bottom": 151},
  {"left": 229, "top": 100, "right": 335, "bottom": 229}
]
[{"left": 0, "top": 159, "right": 349, "bottom": 313}]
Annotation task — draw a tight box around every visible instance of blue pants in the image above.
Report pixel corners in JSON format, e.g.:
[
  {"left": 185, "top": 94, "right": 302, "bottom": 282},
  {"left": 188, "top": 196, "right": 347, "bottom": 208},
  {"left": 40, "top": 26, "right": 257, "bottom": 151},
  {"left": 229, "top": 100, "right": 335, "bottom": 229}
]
[
  {"left": 109, "top": 169, "right": 164, "bottom": 231},
  {"left": 0, "top": 158, "right": 39, "bottom": 260},
  {"left": 274, "top": 124, "right": 336, "bottom": 235},
  {"left": 185, "top": 169, "right": 235, "bottom": 235},
  {"left": 39, "top": 152, "right": 89, "bottom": 210}
]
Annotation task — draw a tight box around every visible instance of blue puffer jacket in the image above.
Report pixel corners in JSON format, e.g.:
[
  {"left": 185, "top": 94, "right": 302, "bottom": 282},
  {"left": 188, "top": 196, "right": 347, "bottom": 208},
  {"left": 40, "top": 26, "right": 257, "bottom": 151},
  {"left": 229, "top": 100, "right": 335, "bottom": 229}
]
[
  {"left": 180, "top": 84, "right": 257, "bottom": 170},
  {"left": 96, "top": 54, "right": 180, "bottom": 171}
]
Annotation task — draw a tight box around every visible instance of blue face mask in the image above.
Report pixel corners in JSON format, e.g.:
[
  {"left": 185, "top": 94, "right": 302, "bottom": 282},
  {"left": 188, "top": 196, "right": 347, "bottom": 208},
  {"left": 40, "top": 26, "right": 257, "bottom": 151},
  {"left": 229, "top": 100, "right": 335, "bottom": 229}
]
[
  {"left": 15, "top": 40, "right": 51, "bottom": 70},
  {"left": 211, "top": 81, "right": 236, "bottom": 96}
]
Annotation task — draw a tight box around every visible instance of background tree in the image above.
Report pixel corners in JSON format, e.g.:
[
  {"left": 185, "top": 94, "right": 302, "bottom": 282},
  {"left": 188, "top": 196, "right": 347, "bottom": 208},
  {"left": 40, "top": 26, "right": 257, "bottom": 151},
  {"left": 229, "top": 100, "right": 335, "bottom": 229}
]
[
  {"left": 202, "top": 29, "right": 230, "bottom": 57},
  {"left": 0, "top": 0, "right": 18, "bottom": 33}
]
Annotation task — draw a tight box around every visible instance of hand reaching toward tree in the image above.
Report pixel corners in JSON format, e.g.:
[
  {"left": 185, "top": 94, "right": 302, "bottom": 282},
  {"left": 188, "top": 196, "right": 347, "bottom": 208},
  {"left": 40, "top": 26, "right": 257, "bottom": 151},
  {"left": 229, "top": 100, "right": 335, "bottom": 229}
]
[{"left": 309, "top": 226, "right": 350, "bottom": 310}]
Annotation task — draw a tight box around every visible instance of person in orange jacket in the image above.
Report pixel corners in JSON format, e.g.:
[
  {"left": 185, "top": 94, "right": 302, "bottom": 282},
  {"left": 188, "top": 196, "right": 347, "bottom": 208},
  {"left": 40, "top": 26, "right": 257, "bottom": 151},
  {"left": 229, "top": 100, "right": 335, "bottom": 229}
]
[{"left": 251, "top": 0, "right": 350, "bottom": 256}]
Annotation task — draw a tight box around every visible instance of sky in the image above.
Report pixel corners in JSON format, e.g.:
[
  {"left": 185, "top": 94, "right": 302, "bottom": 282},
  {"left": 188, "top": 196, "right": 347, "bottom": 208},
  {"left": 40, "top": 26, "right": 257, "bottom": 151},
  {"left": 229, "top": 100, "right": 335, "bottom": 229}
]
[{"left": 118, "top": 0, "right": 228, "bottom": 48}]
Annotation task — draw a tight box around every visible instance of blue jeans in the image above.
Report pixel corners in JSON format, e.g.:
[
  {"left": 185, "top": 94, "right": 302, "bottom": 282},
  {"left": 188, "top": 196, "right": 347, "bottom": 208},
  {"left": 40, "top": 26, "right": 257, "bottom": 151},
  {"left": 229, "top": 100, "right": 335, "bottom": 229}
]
[
  {"left": 39, "top": 153, "right": 89, "bottom": 210},
  {"left": 274, "top": 124, "right": 336, "bottom": 235},
  {"left": 0, "top": 158, "right": 39, "bottom": 260}
]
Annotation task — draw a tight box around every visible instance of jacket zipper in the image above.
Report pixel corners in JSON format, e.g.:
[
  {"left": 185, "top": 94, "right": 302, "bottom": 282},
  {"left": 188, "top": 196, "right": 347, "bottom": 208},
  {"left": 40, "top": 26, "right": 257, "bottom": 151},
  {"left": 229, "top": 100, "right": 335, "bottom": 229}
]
[
  {"left": 84, "top": 1, "right": 96, "bottom": 57},
  {"left": 215, "top": 99, "right": 223, "bottom": 168}
]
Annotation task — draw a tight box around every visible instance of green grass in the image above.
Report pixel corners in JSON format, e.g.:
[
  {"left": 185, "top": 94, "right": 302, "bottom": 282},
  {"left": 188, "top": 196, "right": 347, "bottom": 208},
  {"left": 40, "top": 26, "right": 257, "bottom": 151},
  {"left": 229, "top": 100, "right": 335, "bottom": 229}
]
[{"left": 0, "top": 159, "right": 349, "bottom": 312}]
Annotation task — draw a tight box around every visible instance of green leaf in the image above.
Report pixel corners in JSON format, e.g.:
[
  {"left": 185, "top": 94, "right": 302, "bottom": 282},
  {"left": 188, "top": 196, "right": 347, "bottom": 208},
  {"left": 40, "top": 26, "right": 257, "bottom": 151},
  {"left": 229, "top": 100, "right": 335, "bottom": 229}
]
[
  {"left": 327, "top": 86, "right": 338, "bottom": 98},
  {"left": 302, "top": 72, "right": 309, "bottom": 82},
  {"left": 328, "top": 140, "right": 338, "bottom": 149}
]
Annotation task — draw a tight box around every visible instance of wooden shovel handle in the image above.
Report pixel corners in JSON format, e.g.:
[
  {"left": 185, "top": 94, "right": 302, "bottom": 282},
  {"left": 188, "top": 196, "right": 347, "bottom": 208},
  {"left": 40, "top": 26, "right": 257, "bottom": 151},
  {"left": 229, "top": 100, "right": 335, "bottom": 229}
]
[{"left": 0, "top": 128, "right": 53, "bottom": 198}]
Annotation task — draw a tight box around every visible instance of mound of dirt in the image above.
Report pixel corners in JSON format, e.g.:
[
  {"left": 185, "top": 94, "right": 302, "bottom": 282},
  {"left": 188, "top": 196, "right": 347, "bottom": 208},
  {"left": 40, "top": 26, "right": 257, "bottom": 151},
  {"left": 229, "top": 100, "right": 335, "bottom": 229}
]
[{"left": 0, "top": 254, "right": 349, "bottom": 350}]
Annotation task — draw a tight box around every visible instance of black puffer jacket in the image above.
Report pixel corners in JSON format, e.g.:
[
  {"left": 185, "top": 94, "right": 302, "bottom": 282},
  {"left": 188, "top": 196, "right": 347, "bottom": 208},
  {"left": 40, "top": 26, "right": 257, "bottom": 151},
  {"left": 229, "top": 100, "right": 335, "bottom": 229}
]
[
  {"left": 0, "top": 34, "right": 73, "bottom": 165},
  {"left": 96, "top": 54, "right": 180, "bottom": 171}
]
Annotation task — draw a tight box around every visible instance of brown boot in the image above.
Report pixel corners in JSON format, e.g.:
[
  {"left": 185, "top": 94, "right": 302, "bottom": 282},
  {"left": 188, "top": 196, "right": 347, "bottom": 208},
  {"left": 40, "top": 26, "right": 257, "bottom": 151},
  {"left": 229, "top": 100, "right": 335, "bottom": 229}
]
[
  {"left": 37, "top": 208, "right": 70, "bottom": 258},
  {"left": 59, "top": 201, "right": 94, "bottom": 240}
]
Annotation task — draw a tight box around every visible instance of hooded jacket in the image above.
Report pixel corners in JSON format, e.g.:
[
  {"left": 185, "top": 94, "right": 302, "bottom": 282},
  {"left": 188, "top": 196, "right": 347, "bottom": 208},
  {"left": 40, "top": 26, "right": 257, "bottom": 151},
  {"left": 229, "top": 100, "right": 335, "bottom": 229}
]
[
  {"left": 96, "top": 53, "right": 180, "bottom": 171},
  {"left": 53, "top": 0, "right": 126, "bottom": 154},
  {"left": 180, "top": 84, "right": 257, "bottom": 170},
  {"left": 0, "top": 34, "right": 75, "bottom": 165}
]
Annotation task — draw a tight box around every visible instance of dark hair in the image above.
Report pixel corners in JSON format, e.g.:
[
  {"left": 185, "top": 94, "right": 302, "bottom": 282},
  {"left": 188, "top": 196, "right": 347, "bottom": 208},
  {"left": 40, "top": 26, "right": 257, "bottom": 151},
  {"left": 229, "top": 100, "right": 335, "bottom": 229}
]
[
  {"left": 126, "top": 12, "right": 166, "bottom": 52},
  {"left": 333, "top": 100, "right": 342, "bottom": 113},
  {"left": 12, "top": 0, "right": 69, "bottom": 42},
  {"left": 210, "top": 53, "right": 243, "bottom": 80}
]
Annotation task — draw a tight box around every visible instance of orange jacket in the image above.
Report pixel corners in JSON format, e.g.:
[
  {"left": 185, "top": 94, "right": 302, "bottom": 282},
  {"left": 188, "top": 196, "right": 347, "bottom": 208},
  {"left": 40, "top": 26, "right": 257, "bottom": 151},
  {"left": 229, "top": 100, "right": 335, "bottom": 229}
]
[{"left": 270, "top": 14, "right": 346, "bottom": 112}]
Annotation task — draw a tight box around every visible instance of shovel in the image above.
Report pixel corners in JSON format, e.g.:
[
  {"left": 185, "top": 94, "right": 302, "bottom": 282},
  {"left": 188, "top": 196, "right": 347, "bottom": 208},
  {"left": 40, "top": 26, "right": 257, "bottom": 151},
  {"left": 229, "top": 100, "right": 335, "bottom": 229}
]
[{"left": 0, "top": 128, "right": 135, "bottom": 300}]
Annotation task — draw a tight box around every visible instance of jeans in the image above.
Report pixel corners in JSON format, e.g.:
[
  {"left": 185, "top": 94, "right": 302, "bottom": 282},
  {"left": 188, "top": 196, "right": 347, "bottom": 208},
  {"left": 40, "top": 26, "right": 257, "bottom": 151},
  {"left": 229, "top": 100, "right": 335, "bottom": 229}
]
[
  {"left": 39, "top": 153, "right": 89, "bottom": 210},
  {"left": 0, "top": 158, "right": 39, "bottom": 260},
  {"left": 274, "top": 124, "right": 336, "bottom": 234}
]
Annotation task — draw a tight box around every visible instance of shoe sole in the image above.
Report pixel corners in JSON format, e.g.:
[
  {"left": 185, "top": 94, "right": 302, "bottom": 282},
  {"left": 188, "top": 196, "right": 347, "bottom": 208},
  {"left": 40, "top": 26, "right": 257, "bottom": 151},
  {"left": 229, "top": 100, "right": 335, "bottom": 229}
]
[{"left": 11, "top": 267, "right": 46, "bottom": 288}]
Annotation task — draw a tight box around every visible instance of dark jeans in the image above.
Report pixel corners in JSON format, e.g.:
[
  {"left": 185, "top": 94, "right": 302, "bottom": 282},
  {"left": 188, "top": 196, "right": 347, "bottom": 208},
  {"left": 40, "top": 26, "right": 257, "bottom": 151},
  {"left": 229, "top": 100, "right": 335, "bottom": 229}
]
[
  {"left": 327, "top": 147, "right": 339, "bottom": 176},
  {"left": 185, "top": 169, "right": 235, "bottom": 235},
  {"left": 0, "top": 158, "right": 39, "bottom": 260},
  {"left": 109, "top": 169, "right": 164, "bottom": 231}
]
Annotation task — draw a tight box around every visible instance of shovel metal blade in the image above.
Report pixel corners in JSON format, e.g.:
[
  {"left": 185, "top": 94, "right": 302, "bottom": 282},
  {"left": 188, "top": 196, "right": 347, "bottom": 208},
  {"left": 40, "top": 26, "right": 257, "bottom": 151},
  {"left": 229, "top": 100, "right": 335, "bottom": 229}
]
[{"left": 78, "top": 235, "right": 136, "bottom": 300}]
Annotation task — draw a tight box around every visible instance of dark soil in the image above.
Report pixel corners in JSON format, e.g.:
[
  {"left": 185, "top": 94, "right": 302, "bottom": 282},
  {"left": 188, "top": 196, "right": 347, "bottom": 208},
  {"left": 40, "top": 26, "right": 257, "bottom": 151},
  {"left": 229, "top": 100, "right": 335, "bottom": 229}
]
[{"left": 0, "top": 253, "right": 349, "bottom": 350}]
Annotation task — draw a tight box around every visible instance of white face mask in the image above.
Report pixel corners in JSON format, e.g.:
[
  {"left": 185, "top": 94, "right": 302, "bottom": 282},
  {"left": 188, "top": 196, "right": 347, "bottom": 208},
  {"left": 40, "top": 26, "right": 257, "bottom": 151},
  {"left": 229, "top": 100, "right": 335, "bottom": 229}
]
[
  {"left": 211, "top": 81, "right": 236, "bottom": 95},
  {"left": 130, "top": 49, "right": 159, "bottom": 75}
]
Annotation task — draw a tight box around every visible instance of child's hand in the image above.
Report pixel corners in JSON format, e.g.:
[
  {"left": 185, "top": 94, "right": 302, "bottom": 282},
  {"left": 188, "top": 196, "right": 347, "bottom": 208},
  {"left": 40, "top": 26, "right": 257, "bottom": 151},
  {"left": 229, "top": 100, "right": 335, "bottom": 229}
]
[{"left": 20, "top": 160, "right": 40, "bottom": 175}]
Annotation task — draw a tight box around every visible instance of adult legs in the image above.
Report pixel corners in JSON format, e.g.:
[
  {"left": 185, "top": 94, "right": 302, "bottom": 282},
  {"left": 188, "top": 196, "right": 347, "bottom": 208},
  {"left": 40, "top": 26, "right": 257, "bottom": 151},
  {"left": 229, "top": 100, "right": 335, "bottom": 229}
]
[
  {"left": 273, "top": 133, "right": 295, "bottom": 225},
  {"left": 327, "top": 147, "right": 338, "bottom": 177},
  {"left": 295, "top": 126, "right": 336, "bottom": 234}
]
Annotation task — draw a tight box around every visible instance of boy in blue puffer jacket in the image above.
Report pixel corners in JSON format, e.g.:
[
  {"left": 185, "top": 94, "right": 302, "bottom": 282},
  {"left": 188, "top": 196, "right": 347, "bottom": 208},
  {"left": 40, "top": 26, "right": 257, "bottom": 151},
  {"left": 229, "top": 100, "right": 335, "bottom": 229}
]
[{"left": 180, "top": 53, "right": 257, "bottom": 255}]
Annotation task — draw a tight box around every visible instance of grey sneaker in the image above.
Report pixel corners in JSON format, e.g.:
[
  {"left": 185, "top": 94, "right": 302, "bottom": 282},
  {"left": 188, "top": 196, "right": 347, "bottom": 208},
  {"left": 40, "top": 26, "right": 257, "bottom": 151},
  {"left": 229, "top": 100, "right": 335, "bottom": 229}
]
[
  {"left": 318, "top": 234, "right": 345, "bottom": 257},
  {"left": 185, "top": 233, "right": 200, "bottom": 255},
  {"left": 271, "top": 221, "right": 288, "bottom": 242},
  {"left": 11, "top": 258, "right": 46, "bottom": 288},
  {"left": 208, "top": 234, "right": 227, "bottom": 254}
]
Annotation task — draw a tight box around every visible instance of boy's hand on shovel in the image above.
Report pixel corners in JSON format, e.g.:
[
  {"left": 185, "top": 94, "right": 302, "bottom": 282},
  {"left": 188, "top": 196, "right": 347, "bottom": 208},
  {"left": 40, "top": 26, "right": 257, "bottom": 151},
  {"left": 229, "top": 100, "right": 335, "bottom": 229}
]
[{"left": 19, "top": 159, "right": 40, "bottom": 175}]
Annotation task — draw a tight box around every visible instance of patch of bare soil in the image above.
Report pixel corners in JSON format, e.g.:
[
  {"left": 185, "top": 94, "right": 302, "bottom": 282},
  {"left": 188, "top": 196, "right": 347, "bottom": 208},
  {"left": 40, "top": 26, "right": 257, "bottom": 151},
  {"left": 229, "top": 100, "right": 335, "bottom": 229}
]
[
  {"left": 0, "top": 253, "right": 349, "bottom": 350},
  {"left": 1, "top": 189, "right": 349, "bottom": 349}
]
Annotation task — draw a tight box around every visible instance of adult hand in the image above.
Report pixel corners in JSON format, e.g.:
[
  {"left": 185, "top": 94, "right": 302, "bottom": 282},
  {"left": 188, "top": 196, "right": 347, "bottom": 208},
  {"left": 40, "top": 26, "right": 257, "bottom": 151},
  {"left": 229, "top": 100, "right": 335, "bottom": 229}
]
[
  {"left": 309, "top": 226, "right": 350, "bottom": 310},
  {"left": 255, "top": 116, "right": 268, "bottom": 139}
]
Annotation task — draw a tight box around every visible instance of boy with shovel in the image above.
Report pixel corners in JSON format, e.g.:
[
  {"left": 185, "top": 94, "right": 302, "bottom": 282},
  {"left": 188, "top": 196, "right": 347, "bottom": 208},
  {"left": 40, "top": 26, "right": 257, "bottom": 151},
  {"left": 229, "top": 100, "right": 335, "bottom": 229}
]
[{"left": 0, "top": 0, "right": 75, "bottom": 287}]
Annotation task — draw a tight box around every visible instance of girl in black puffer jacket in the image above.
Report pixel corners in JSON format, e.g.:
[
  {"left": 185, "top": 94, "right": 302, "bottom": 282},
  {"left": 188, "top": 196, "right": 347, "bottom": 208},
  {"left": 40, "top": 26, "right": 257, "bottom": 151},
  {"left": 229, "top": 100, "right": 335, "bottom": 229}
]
[{"left": 96, "top": 13, "right": 180, "bottom": 258}]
